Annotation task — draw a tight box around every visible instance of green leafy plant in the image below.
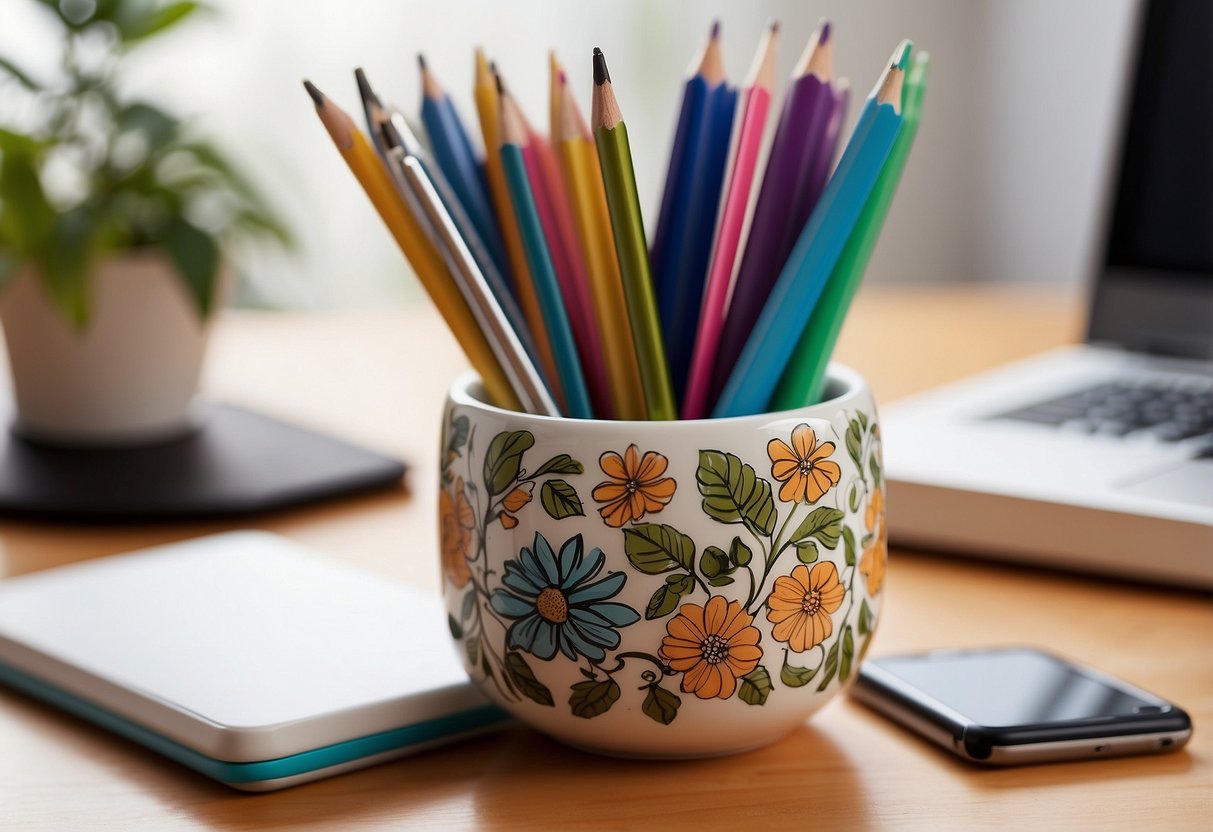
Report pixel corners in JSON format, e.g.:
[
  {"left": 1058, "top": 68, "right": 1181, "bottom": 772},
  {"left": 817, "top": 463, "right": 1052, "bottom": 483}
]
[{"left": 0, "top": 0, "right": 289, "bottom": 326}]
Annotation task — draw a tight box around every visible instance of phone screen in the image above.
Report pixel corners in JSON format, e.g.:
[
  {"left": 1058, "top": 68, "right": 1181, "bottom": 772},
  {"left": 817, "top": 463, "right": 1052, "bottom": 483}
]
[{"left": 876, "top": 649, "right": 1157, "bottom": 727}]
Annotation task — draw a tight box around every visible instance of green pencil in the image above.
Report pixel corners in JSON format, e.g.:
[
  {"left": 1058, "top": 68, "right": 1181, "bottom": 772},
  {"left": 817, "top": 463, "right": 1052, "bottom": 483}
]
[
  {"left": 771, "top": 50, "right": 931, "bottom": 409},
  {"left": 591, "top": 47, "right": 677, "bottom": 420}
]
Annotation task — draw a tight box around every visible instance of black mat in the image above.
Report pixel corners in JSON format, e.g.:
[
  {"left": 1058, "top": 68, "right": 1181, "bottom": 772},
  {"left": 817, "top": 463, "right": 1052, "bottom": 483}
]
[{"left": 0, "top": 404, "right": 406, "bottom": 522}]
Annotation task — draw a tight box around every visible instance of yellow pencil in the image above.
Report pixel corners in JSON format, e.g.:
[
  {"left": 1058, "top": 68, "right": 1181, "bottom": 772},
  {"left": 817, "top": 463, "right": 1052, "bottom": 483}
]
[
  {"left": 303, "top": 80, "right": 521, "bottom": 411},
  {"left": 553, "top": 64, "right": 646, "bottom": 420},
  {"left": 473, "top": 50, "right": 561, "bottom": 404}
]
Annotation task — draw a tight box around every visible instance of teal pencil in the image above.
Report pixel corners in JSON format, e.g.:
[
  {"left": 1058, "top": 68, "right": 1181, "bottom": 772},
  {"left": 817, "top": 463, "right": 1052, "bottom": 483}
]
[
  {"left": 498, "top": 83, "right": 594, "bottom": 419},
  {"left": 772, "top": 51, "right": 930, "bottom": 409}
]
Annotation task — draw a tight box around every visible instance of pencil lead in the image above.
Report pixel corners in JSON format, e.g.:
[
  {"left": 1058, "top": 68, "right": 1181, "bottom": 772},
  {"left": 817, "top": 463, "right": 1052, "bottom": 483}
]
[
  {"left": 897, "top": 40, "right": 913, "bottom": 70},
  {"left": 820, "top": 19, "right": 831, "bottom": 44},
  {"left": 593, "top": 47, "right": 610, "bottom": 86},
  {"left": 769, "top": 19, "right": 780, "bottom": 34},
  {"left": 710, "top": 19, "right": 721, "bottom": 40},
  {"left": 558, "top": 69, "right": 567, "bottom": 86},
  {"left": 417, "top": 53, "right": 427, "bottom": 71},
  {"left": 495, "top": 71, "right": 505, "bottom": 96},
  {"left": 353, "top": 67, "right": 376, "bottom": 104},
  {"left": 302, "top": 79, "right": 324, "bottom": 107},
  {"left": 489, "top": 60, "right": 498, "bottom": 76}
]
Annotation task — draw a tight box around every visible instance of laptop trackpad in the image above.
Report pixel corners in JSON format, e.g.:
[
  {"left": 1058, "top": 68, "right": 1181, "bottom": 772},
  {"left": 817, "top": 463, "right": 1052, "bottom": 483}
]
[{"left": 1117, "top": 460, "right": 1213, "bottom": 508}]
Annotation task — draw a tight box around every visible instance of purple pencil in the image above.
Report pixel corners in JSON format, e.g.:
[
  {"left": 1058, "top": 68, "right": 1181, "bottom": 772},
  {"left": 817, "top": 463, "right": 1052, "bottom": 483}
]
[
  {"left": 795, "top": 80, "right": 851, "bottom": 247},
  {"left": 709, "top": 19, "right": 841, "bottom": 407}
]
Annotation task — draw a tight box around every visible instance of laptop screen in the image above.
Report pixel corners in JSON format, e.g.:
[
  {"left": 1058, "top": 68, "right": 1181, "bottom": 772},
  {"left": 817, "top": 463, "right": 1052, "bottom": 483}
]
[{"left": 1090, "top": 0, "right": 1213, "bottom": 359}]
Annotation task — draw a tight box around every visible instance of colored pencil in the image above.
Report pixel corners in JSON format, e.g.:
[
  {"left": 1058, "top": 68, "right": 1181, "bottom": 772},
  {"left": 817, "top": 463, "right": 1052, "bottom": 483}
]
[
  {"left": 554, "top": 68, "right": 648, "bottom": 421},
  {"left": 353, "top": 69, "right": 559, "bottom": 417},
  {"left": 773, "top": 51, "right": 929, "bottom": 409},
  {"left": 417, "top": 56, "right": 508, "bottom": 281},
  {"left": 354, "top": 69, "right": 546, "bottom": 391},
  {"left": 302, "top": 80, "right": 521, "bottom": 412},
  {"left": 710, "top": 19, "right": 841, "bottom": 408},
  {"left": 681, "top": 22, "right": 779, "bottom": 419},
  {"left": 712, "top": 41, "right": 911, "bottom": 418},
  {"left": 518, "top": 61, "right": 611, "bottom": 416},
  {"left": 499, "top": 83, "right": 594, "bottom": 419},
  {"left": 649, "top": 22, "right": 738, "bottom": 401},
  {"left": 472, "top": 53, "right": 562, "bottom": 403},
  {"left": 592, "top": 47, "right": 677, "bottom": 421}
]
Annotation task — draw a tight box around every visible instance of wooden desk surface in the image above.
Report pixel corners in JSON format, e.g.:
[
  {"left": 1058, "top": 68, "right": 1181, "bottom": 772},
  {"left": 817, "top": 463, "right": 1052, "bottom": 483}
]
[{"left": 2, "top": 285, "right": 1209, "bottom": 830}]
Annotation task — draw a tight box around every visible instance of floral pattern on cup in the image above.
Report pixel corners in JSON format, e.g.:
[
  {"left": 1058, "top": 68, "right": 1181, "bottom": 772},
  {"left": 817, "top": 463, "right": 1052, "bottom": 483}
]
[{"left": 440, "top": 406, "right": 886, "bottom": 726}]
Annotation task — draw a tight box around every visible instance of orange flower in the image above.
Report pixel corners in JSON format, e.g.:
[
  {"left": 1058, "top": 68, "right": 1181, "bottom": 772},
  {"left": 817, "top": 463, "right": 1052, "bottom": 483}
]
[
  {"left": 439, "top": 476, "right": 475, "bottom": 587},
  {"left": 660, "top": 597, "right": 763, "bottom": 699},
  {"left": 767, "top": 424, "right": 842, "bottom": 504},
  {"left": 766, "top": 562, "right": 846, "bottom": 652},
  {"left": 859, "top": 487, "right": 888, "bottom": 596},
  {"left": 498, "top": 482, "right": 534, "bottom": 529},
  {"left": 592, "top": 444, "right": 676, "bottom": 528}
]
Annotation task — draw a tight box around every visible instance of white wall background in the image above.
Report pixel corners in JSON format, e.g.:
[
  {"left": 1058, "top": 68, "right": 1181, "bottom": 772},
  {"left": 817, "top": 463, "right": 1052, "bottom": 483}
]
[{"left": 0, "top": 0, "right": 1140, "bottom": 308}]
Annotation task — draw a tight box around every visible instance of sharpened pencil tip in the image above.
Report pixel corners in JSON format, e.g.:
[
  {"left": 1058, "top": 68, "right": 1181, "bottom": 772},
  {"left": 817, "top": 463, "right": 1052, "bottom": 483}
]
[
  {"left": 558, "top": 69, "right": 567, "bottom": 86},
  {"left": 593, "top": 47, "right": 610, "bottom": 85},
  {"left": 494, "top": 72, "right": 504, "bottom": 95},
  {"left": 897, "top": 40, "right": 913, "bottom": 70},
  {"left": 769, "top": 19, "right": 779, "bottom": 33},
  {"left": 354, "top": 67, "right": 374, "bottom": 102},
  {"left": 820, "top": 19, "right": 831, "bottom": 44},
  {"left": 710, "top": 19, "right": 720, "bottom": 40},
  {"left": 302, "top": 79, "right": 324, "bottom": 106},
  {"left": 417, "top": 53, "right": 427, "bottom": 71}
]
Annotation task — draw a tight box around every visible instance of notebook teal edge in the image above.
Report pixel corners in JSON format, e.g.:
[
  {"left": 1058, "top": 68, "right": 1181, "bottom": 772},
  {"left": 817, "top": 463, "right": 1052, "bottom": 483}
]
[{"left": 0, "top": 660, "right": 510, "bottom": 785}]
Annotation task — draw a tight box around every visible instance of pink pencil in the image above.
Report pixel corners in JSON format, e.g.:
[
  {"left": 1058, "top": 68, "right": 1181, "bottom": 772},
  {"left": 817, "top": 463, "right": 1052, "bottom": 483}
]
[
  {"left": 682, "top": 22, "right": 779, "bottom": 419},
  {"left": 521, "top": 119, "right": 614, "bottom": 418}
]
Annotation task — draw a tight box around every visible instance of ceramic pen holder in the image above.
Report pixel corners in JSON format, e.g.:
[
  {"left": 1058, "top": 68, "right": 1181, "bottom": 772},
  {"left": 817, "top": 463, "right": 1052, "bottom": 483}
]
[{"left": 438, "top": 364, "right": 887, "bottom": 758}]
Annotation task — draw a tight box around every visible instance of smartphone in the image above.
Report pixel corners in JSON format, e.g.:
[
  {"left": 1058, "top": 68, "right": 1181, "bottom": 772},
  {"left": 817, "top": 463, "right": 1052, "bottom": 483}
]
[{"left": 851, "top": 646, "right": 1192, "bottom": 765}]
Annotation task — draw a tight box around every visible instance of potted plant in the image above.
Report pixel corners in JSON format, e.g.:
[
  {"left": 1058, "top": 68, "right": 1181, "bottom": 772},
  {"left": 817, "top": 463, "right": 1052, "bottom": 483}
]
[{"left": 0, "top": 0, "right": 288, "bottom": 446}]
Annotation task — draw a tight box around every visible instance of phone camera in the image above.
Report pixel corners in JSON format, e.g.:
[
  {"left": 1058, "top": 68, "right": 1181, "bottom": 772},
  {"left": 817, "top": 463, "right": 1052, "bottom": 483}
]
[
  {"left": 1133, "top": 705, "right": 1164, "bottom": 714},
  {"left": 1159, "top": 738, "right": 1174, "bottom": 748}
]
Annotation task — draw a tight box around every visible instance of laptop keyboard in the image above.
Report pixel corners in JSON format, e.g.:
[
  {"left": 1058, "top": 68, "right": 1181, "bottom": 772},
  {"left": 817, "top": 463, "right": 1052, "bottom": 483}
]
[{"left": 999, "top": 379, "right": 1213, "bottom": 442}]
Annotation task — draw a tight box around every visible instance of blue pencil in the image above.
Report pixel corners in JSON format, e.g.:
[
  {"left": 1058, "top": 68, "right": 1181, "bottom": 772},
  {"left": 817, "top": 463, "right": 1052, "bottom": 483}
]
[
  {"left": 712, "top": 41, "right": 911, "bottom": 419},
  {"left": 649, "top": 22, "right": 737, "bottom": 401},
  {"left": 419, "top": 55, "right": 511, "bottom": 282},
  {"left": 499, "top": 86, "right": 594, "bottom": 419}
]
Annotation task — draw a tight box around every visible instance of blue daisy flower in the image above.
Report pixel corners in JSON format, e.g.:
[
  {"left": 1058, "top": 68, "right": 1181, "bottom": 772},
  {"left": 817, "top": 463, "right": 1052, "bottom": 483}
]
[{"left": 490, "top": 532, "right": 640, "bottom": 663}]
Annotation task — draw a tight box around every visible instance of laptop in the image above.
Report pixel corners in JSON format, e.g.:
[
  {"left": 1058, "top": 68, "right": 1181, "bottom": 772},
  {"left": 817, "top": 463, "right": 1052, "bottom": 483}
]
[{"left": 881, "top": 0, "right": 1213, "bottom": 589}]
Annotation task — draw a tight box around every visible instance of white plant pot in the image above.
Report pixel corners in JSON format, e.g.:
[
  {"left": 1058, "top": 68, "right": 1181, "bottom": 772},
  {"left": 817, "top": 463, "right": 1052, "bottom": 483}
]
[{"left": 0, "top": 253, "right": 213, "bottom": 447}]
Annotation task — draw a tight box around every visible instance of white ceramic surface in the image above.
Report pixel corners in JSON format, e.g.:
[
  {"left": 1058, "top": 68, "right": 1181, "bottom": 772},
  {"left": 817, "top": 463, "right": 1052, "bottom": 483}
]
[
  {"left": 440, "top": 366, "right": 888, "bottom": 757},
  {"left": 0, "top": 254, "right": 212, "bottom": 446}
]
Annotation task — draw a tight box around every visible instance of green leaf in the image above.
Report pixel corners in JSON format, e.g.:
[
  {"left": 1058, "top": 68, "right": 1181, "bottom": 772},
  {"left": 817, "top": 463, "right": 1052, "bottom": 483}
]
[
  {"left": 531, "top": 454, "right": 583, "bottom": 477},
  {"left": 796, "top": 540, "right": 819, "bottom": 564},
  {"left": 465, "top": 636, "right": 479, "bottom": 668},
  {"left": 114, "top": 1, "right": 203, "bottom": 43},
  {"left": 447, "top": 414, "right": 469, "bottom": 455},
  {"left": 839, "top": 626, "right": 855, "bottom": 683},
  {"left": 816, "top": 640, "right": 840, "bottom": 692},
  {"left": 699, "top": 546, "right": 727, "bottom": 578},
  {"left": 569, "top": 679, "right": 620, "bottom": 719},
  {"left": 738, "top": 666, "right": 772, "bottom": 706},
  {"left": 483, "top": 430, "right": 534, "bottom": 495},
  {"left": 869, "top": 453, "right": 882, "bottom": 486},
  {"left": 41, "top": 209, "right": 98, "bottom": 328},
  {"left": 729, "top": 536, "right": 752, "bottom": 567},
  {"left": 0, "top": 140, "right": 54, "bottom": 254},
  {"left": 849, "top": 483, "right": 860, "bottom": 512},
  {"left": 641, "top": 684, "right": 681, "bottom": 725},
  {"left": 447, "top": 614, "right": 463, "bottom": 639},
  {"left": 623, "top": 523, "right": 695, "bottom": 574},
  {"left": 505, "top": 652, "right": 554, "bottom": 706},
  {"left": 162, "top": 216, "right": 219, "bottom": 317},
  {"left": 790, "top": 506, "right": 845, "bottom": 550},
  {"left": 857, "top": 411, "right": 869, "bottom": 430},
  {"left": 708, "top": 575, "right": 735, "bottom": 587},
  {"left": 540, "top": 479, "right": 583, "bottom": 519},
  {"left": 460, "top": 589, "right": 477, "bottom": 622},
  {"left": 118, "top": 101, "right": 179, "bottom": 148},
  {"left": 858, "top": 599, "right": 873, "bottom": 636},
  {"left": 846, "top": 419, "right": 863, "bottom": 470},
  {"left": 645, "top": 573, "right": 694, "bottom": 619},
  {"left": 843, "top": 526, "right": 857, "bottom": 567},
  {"left": 0, "top": 55, "right": 41, "bottom": 90},
  {"left": 781, "top": 655, "right": 820, "bottom": 688},
  {"left": 696, "top": 450, "right": 776, "bottom": 536}
]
